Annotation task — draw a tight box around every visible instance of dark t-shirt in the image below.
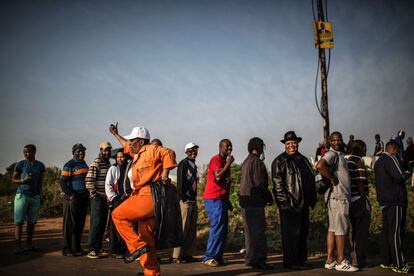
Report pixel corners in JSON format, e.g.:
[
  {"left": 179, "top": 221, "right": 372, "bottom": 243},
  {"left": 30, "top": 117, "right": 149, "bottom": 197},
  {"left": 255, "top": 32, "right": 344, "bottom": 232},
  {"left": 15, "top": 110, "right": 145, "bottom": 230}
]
[{"left": 14, "top": 160, "right": 46, "bottom": 196}]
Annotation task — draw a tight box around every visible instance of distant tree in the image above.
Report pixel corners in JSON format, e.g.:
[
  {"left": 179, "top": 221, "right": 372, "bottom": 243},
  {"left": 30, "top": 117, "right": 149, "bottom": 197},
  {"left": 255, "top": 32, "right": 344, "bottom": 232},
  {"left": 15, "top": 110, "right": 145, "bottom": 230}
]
[{"left": 0, "top": 163, "right": 17, "bottom": 196}]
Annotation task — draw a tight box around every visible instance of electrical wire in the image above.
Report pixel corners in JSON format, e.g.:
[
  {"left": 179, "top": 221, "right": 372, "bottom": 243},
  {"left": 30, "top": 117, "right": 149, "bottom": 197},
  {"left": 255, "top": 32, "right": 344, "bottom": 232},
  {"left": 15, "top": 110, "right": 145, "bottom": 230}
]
[
  {"left": 312, "top": 0, "right": 331, "bottom": 115},
  {"left": 327, "top": 48, "right": 331, "bottom": 77},
  {"left": 314, "top": 58, "right": 323, "bottom": 117},
  {"left": 324, "top": 0, "right": 331, "bottom": 77},
  {"left": 311, "top": 0, "right": 316, "bottom": 21},
  {"left": 312, "top": 0, "right": 323, "bottom": 117}
]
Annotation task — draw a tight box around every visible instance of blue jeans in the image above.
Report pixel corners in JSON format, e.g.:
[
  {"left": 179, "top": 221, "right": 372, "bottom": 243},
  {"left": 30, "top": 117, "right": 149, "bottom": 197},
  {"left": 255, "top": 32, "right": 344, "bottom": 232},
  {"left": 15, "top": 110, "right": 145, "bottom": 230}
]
[
  {"left": 203, "top": 199, "right": 228, "bottom": 262},
  {"left": 87, "top": 196, "right": 108, "bottom": 252}
]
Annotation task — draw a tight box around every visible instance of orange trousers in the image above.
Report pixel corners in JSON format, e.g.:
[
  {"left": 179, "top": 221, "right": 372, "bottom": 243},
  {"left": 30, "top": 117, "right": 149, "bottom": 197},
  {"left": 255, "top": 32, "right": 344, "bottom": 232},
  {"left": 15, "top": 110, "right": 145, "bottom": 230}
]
[{"left": 112, "top": 185, "right": 159, "bottom": 276}]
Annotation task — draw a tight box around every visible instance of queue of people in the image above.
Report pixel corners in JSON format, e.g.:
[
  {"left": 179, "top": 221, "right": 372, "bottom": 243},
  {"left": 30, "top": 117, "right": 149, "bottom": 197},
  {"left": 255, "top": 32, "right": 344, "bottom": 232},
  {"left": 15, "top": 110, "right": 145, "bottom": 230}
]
[{"left": 10, "top": 127, "right": 413, "bottom": 275}]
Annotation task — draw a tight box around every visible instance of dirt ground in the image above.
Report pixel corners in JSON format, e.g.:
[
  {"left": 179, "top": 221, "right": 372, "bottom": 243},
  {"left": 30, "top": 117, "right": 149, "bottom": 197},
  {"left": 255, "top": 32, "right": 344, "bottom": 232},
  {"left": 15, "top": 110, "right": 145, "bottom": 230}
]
[{"left": 0, "top": 217, "right": 409, "bottom": 275}]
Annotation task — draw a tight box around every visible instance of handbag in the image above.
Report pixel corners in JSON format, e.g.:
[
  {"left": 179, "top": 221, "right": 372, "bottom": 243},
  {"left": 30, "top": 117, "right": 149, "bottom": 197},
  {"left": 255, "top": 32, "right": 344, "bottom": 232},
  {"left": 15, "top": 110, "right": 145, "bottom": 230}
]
[{"left": 315, "top": 152, "right": 339, "bottom": 195}]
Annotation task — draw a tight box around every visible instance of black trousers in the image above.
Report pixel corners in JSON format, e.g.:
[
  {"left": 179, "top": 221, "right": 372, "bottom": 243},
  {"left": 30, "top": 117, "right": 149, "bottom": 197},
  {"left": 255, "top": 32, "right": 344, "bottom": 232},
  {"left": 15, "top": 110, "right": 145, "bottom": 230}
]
[
  {"left": 349, "top": 197, "right": 370, "bottom": 266},
  {"left": 242, "top": 207, "right": 267, "bottom": 266},
  {"left": 279, "top": 207, "right": 310, "bottom": 266},
  {"left": 62, "top": 193, "right": 88, "bottom": 253},
  {"left": 381, "top": 205, "right": 406, "bottom": 268},
  {"left": 109, "top": 197, "right": 127, "bottom": 255}
]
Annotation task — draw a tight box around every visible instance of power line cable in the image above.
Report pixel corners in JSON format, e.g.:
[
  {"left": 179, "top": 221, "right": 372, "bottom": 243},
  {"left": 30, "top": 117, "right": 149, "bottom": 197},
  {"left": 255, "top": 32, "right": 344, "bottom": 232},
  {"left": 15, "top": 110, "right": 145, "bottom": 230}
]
[
  {"left": 312, "top": 0, "right": 323, "bottom": 117},
  {"left": 311, "top": 0, "right": 316, "bottom": 21},
  {"left": 312, "top": 0, "right": 331, "bottom": 115},
  {"left": 314, "top": 58, "right": 323, "bottom": 117}
]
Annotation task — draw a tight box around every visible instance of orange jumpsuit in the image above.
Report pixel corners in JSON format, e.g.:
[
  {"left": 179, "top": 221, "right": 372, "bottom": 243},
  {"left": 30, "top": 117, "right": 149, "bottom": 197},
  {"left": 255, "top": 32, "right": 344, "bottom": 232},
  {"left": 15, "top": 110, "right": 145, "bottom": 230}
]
[{"left": 112, "top": 143, "right": 176, "bottom": 276}]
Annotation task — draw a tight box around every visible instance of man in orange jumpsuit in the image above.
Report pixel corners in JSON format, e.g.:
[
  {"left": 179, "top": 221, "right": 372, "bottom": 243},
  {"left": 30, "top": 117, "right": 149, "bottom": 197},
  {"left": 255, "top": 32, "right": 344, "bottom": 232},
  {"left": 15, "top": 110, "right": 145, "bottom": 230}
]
[{"left": 109, "top": 123, "right": 176, "bottom": 276}]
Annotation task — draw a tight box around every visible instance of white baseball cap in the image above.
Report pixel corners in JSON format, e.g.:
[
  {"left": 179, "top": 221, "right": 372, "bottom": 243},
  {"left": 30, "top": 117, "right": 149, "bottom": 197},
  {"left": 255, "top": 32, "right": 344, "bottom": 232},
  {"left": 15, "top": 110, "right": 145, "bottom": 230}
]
[
  {"left": 184, "top": 142, "right": 199, "bottom": 152},
  {"left": 124, "top": 127, "right": 150, "bottom": 140}
]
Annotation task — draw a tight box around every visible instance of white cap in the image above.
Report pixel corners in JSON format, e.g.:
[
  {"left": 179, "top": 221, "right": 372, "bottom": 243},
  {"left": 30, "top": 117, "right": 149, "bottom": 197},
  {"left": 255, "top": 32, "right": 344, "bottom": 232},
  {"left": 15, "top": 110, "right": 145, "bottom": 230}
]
[
  {"left": 184, "top": 142, "right": 199, "bottom": 152},
  {"left": 124, "top": 127, "right": 150, "bottom": 140}
]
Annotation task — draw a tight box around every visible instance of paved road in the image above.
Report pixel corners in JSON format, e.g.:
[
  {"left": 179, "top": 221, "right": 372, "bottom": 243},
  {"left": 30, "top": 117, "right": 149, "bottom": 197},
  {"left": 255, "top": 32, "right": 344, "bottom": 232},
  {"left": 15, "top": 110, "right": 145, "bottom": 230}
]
[{"left": 0, "top": 219, "right": 408, "bottom": 275}]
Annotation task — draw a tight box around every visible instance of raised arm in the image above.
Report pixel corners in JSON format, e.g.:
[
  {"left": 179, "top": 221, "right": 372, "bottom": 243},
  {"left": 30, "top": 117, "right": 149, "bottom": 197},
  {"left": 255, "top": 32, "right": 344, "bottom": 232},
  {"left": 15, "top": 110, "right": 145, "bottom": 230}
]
[
  {"left": 213, "top": 155, "right": 234, "bottom": 183},
  {"left": 109, "top": 122, "right": 127, "bottom": 148}
]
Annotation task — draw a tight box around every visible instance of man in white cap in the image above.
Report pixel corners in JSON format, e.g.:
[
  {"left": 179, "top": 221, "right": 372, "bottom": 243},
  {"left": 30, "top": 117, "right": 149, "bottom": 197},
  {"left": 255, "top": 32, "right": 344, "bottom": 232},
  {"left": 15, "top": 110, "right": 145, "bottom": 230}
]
[
  {"left": 109, "top": 123, "right": 176, "bottom": 276},
  {"left": 172, "top": 142, "right": 200, "bottom": 263},
  {"left": 85, "top": 141, "right": 112, "bottom": 258}
]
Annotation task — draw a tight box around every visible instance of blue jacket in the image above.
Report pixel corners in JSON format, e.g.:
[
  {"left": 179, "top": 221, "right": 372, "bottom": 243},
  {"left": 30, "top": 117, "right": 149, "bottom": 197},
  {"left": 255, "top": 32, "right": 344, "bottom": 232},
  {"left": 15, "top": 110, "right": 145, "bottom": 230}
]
[{"left": 374, "top": 152, "right": 408, "bottom": 207}]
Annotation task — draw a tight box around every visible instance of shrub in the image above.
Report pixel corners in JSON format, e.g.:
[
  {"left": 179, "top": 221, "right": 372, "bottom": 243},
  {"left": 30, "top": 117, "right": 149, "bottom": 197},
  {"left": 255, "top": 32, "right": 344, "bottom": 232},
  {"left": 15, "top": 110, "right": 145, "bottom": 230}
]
[{"left": 0, "top": 166, "right": 64, "bottom": 222}]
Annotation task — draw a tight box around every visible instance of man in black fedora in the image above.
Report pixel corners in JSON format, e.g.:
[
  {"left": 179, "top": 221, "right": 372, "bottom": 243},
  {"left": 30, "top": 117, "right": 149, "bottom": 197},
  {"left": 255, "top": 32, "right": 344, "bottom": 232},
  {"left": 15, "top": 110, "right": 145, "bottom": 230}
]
[{"left": 271, "top": 131, "right": 316, "bottom": 269}]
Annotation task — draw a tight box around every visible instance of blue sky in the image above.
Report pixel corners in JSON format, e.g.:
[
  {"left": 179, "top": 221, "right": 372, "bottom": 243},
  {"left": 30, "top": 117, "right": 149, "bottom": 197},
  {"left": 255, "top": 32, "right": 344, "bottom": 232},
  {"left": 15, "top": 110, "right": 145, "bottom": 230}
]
[{"left": 0, "top": 0, "right": 413, "bottom": 172}]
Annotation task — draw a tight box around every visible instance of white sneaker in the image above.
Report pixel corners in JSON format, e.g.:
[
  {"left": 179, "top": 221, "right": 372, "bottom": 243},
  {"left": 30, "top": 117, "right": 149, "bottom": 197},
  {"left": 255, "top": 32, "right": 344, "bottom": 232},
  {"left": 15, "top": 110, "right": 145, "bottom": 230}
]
[
  {"left": 335, "top": 259, "right": 359, "bottom": 272},
  {"left": 324, "top": 260, "right": 337, "bottom": 270},
  {"left": 86, "top": 250, "right": 99, "bottom": 259}
]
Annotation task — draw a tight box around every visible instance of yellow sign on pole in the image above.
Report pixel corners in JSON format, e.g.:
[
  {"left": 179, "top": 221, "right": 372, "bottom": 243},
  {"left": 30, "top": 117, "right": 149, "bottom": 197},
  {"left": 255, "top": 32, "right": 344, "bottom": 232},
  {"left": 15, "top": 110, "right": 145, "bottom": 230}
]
[{"left": 313, "top": 21, "right": 334, "bottom": 49}]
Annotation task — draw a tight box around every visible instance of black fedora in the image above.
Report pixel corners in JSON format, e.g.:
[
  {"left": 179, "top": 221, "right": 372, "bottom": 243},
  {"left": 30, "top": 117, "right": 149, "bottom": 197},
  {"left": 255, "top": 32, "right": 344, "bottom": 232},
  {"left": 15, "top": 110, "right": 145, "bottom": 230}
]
[{"left": 280, "top": 131, "right": 302, "bottom": 144}]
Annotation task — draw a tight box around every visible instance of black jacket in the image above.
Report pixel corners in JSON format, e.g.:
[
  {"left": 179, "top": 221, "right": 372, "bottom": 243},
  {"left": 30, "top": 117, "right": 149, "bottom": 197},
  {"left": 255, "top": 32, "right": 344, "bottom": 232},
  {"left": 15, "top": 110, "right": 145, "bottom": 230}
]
[
  {"left": 176, "top": 158, "right": 198, "bottom": 201},
  {"left": 271, "top": 152, "right": 316, "bottom": 211},
  {"left": 374, "top": 152, "right": 408, "bottom": 207},
  {"left": 239, "top": 154, "right": 273, "bottom": 207},
  {"left": 151, "top": 181, "right": 183, "bottom": 250}
]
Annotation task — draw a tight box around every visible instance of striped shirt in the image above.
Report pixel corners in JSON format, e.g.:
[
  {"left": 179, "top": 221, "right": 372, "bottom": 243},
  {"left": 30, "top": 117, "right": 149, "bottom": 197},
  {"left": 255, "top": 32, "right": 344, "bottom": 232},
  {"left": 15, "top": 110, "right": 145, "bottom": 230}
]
[
  {"left": 346, "top": 155, "right": 368, "bottom": 202},
  {"left": 86, "top": 156, "right": 111, "bottom": 198},
  {"left": 60, "top": 159, "right": 89, "bottom": 195}
]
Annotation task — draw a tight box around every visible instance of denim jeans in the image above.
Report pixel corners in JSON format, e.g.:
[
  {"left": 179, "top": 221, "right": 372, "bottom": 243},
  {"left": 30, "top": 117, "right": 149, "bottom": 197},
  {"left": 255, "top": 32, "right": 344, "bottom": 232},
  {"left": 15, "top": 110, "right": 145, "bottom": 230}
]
[{"left": 87, "top": 195, "right": 108, "bottom": 252}]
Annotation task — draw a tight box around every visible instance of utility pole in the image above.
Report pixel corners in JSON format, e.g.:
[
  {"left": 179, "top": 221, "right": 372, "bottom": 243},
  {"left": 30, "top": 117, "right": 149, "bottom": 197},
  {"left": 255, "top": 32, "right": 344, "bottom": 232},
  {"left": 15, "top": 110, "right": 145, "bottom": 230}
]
[{"left": 316, "top": 0, "right": 330, "bottom": 145}]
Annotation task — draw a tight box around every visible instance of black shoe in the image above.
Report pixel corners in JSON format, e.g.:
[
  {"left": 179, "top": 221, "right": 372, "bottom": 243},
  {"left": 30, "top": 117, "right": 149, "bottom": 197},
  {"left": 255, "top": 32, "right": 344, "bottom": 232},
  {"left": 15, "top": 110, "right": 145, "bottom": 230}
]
[
  {"left": 15, "top": 248, "right": 28, "bottom": 255},
  {"left": 250, "top": 263, "right": 274, "bottom": 270},
  {"left": 168, "top": 257, "right": 178, "bottom": 263},
  {"left": 72, "top": 250, "right": 84, "bottom": 257},
  {"left": 299, "top": 262, "right": 313, "bottom": 268},
  {"left": 26, "top": 245, "right": 41, "bottom": 252},
  {"left": 181, "top": 256, "right": 199, "bottom": 263},
  {"left": 124, "top": 246, "right": 150, "bottom": 264},
  {"left": 115, "top": 254, "right": 124, "bottom": 259},
  {"left": 63, "top": 251, "right": 75, "bottom": 257},
  {"left": 285, "top": 264, "right": 306, "bottom": 270}
]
